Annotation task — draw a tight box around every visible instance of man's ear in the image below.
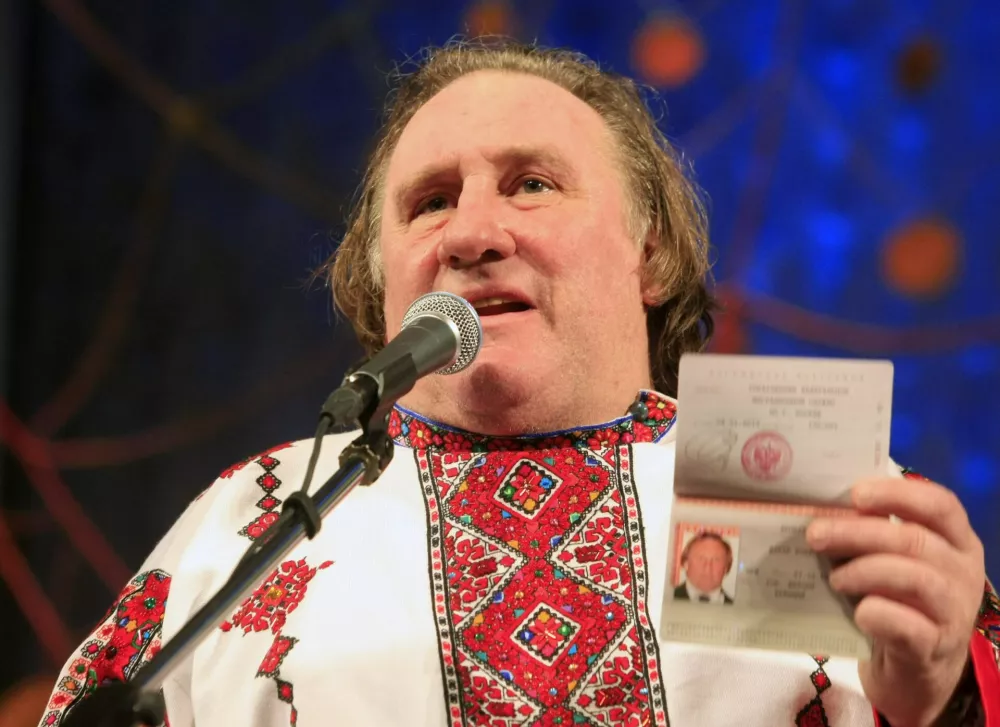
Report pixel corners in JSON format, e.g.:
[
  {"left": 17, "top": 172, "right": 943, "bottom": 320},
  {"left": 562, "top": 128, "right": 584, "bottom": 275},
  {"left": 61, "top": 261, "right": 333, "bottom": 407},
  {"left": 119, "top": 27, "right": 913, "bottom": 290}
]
[{"left": 639, "top": 232, "right": 662, "bottom": 307}]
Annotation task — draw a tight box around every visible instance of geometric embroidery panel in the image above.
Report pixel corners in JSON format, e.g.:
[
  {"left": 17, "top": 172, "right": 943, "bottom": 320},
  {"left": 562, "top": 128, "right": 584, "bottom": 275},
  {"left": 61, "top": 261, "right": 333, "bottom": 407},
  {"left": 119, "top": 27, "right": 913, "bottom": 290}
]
[
  {"left": 493, "top": 458, "right": 564, "bottom": 518},
  {"left": 418, "top": 445, "right": 669, "bottom": 727},
  {"left": 511, "top": 602, "right": 580, "bottom": 665},
  {"left": 39, "top": 571, "right": 171, "bottom": 727},
  {"left": 389, "top": 391, "right": 678, "bottom": 453},
  {"left": 795, "top": 655, "right": 832, "bottom": 727},
  {"left": 224, "top": 443, "right": 294, "bottom": 541},
  {"left": 219, "top": 557, "right": 333, "bottom": 726}
]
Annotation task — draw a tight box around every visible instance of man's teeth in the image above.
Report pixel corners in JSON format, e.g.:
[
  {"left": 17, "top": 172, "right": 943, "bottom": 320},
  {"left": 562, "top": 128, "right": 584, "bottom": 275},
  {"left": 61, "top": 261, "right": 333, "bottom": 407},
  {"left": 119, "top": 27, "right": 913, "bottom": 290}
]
[{"left": 473, "top": 297, "right": 513, "bottom": 310}]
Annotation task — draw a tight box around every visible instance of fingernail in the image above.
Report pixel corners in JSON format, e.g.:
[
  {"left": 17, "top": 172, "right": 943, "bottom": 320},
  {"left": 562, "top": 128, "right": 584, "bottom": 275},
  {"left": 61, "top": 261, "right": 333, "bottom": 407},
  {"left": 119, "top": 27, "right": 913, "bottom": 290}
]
[
  {"left": 806, "top": 521, "right": 828, "bottom": 547},
  {"left": 853, "top": 482, "right": 874, "bottom": 507},
  {"left": 828, "top": 569, "right": 843, "bottom": 590}
]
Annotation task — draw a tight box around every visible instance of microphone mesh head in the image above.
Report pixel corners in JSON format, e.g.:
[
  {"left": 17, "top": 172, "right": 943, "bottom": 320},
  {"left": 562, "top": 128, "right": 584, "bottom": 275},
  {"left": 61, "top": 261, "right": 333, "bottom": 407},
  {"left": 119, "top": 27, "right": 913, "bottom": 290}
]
[{"left": 400, "top": 292, "right": 483, "bottom": 375}]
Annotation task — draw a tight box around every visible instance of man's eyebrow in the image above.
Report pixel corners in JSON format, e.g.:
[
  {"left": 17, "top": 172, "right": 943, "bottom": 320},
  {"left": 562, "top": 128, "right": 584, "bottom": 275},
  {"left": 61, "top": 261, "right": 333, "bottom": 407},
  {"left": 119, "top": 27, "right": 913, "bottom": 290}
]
[
  {"left": 391, "top": 146, "right": 576, "bottom": 213},
  {"left": 392, "top": 162, "right": 455, "bottom": 215},
  {"left": 486, "top": 145, "right": 576, "bottom": 178}
]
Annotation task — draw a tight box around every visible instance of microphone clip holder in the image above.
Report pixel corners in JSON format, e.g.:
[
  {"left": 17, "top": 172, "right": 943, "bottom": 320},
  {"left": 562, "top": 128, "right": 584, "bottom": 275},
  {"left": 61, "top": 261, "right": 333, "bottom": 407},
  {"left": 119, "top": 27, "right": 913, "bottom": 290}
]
[{"left": 322, "top": 352, "right": 418, "bottom": 433}]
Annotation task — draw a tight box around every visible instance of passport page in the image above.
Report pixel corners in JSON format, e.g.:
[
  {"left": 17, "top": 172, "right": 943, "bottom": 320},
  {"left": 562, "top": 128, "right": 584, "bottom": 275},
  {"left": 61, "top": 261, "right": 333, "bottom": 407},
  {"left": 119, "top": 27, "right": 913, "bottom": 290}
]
[
  {"left": 661, "top": 497, "right": 871, "bottom": 659},
  {"left": 674, "top": 353, "right": 894, "bottom": 506}
]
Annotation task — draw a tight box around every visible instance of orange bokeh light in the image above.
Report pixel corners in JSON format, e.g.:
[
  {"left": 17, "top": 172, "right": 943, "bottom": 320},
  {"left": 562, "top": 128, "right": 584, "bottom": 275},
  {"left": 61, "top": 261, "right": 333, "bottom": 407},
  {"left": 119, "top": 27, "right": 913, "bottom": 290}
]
[
  {"left": 896, "top": 35, "right": 943, "bottom": 94},
  {"left": 465, "top": 0, "right": 514, "bottom": 38},
  {"left": 881, "top": 218, "right": 962, "bottom": 298},
  {"left": 632, "top": 17, "right": 706, "bottom": 89}
]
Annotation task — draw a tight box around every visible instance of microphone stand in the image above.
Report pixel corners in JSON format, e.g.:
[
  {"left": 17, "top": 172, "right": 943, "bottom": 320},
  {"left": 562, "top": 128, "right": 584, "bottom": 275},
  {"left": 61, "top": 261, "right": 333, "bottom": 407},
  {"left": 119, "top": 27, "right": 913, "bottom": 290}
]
[{"left": 63, "top": 378, "right": 395, "bottom": 727}]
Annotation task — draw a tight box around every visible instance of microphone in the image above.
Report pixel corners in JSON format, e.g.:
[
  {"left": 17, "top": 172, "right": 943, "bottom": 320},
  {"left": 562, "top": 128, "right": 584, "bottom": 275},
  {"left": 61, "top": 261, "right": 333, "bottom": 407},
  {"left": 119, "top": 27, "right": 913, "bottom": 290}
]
[{"left": 322, "top": 292, "right": 482, "bottom": 428}]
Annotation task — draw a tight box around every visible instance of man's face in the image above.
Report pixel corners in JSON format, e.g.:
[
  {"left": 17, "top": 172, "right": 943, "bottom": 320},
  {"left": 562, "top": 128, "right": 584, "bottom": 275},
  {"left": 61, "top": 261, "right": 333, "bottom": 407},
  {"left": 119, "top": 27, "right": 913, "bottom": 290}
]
[
  {"left": 684, "top": 538, "right": 730, "bottom": 593},
  {"left": 378, "top": 71, "right": 653, "bottom": 424}
]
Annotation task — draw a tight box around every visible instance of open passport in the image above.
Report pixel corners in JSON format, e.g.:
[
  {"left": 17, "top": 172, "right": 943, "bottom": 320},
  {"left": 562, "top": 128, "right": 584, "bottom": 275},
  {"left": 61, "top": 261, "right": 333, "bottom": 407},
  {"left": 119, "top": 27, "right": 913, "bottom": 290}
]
[{"left": 661, "top": 353, "right": 895, "bottom": 659}]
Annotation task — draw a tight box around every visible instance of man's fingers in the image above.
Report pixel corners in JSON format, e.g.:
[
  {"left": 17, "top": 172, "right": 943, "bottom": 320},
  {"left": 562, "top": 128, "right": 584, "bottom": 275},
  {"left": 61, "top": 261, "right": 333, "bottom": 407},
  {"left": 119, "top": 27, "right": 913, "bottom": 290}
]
[
  {"left": 851, "top": 478, "right": 981, "bottom": 555},
  {"left": 828, "top": 554, "right": 955, "bottom": 626},
  {"left": 806, "top": 515, "right": 963, "bottom": 574},
  {"left": 852, "top": 594, "right": 938, "bottom": 661}
]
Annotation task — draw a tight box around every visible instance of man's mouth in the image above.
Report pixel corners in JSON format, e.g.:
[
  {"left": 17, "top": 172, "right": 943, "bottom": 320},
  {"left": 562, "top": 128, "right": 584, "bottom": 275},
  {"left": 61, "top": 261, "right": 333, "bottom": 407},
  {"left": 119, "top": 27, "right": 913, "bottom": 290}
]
[{"left": 471, "top": 297, "right": 532, "bottom": 317}]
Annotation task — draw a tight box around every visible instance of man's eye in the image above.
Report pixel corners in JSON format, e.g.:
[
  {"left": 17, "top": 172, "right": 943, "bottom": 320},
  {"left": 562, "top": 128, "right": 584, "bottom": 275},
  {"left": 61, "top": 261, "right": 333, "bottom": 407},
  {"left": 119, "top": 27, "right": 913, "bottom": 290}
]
[
  {"left": 415, "top": 195, "right": 449, "bottom": 216},
  {"left": 518, "top": 178, "right": 551, "bottom": 194}
]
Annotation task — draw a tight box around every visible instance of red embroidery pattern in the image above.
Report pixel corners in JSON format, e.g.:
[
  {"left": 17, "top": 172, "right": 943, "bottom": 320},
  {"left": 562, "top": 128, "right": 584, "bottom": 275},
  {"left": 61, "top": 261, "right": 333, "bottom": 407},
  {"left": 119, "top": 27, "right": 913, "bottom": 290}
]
[
  {"left": 221, "top": 442, "right": 295, "bottom": 540},
  {"left": 978, "top": 581, "right": 1000, "bottom": 667},
  {"left": 795, "top": 655, "right": 832, "bottom": 727},
  {"left": 418, "top": 443, "right": 668, "bottom": 727},
  {"left": 219, "top": 442, "right": 294, "bottom": 480},
  {"left": 220, "top": 558, "right": 332, "bottom": 726},
  {"left": 40, "top": 571, "right": 170, "bottom": 727},
  {"left": 390, "top": 390, "right": 676, "bottom": 452}
]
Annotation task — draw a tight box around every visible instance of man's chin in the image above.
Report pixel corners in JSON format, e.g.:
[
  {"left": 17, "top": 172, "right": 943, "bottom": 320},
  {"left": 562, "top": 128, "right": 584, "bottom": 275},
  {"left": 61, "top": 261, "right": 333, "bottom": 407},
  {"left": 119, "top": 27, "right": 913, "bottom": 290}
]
[
  {"left": 406, "top": 348, "right": 585, "bottom": 434},
  {"left": 462, "top": 358, "right": 537, "bottom": 406}
]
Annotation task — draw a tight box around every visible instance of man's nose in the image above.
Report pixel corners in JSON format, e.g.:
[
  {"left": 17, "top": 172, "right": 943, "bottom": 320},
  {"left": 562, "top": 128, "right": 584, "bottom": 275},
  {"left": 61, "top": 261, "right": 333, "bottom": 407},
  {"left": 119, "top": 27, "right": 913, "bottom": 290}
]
[{"left": 437, "top": 188, "right": 516, "bottom": 269}]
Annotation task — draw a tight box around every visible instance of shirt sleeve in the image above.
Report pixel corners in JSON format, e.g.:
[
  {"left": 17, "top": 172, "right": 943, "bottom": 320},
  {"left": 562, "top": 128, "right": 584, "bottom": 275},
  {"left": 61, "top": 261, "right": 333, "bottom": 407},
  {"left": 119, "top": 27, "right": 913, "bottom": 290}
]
[
  {"left": 37, "top": 487, "right": 216, "bottom": 727},
  {"left": 968, "top": 580, "right": 1000, "bottom": 724}
]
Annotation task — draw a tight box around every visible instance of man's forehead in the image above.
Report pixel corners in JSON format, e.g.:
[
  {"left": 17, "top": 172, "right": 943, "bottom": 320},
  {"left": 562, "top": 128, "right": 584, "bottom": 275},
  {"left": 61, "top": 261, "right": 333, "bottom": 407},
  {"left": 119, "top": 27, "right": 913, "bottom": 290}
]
[
  {"left": 386, "top": 71, "right": 614, "bottom": 181},
  {"left": 690, "top": 537, "right": 727, "bottom": 554}
]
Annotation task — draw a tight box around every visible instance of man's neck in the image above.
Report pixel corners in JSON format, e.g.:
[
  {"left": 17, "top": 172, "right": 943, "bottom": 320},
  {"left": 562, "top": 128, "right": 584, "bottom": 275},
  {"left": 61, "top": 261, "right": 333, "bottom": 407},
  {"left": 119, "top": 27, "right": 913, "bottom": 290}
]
[
  {"left": 686, "top": 582, "right": 724, "bottom": 602},
  {"left": 399, "top": 374, "right": 653, "bottom": 436},
  {"left": 686, "top": 582, "right": 721, "bottom": 598}
]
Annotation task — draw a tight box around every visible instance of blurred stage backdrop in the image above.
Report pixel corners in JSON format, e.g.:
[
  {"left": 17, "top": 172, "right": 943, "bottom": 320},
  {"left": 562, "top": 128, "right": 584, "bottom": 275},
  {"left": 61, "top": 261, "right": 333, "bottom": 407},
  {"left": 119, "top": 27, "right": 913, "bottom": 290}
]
[{"left": 1, "top": 0, "right": 998, "bottom": 713}]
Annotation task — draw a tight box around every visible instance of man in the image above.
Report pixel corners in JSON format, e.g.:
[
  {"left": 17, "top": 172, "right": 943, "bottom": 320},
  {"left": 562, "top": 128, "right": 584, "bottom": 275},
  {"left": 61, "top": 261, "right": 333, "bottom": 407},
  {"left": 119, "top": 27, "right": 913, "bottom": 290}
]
[
  {"left": 673, "top": 532, "right": 735, "bottom": 604},
  {"left": 41, "top": 41, "right": 998, "bottom": 727}
]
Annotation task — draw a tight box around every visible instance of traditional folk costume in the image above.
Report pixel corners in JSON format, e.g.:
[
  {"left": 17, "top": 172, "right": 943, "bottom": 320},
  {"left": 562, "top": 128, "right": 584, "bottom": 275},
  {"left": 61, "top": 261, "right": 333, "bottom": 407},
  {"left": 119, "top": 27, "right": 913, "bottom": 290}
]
[{"left": 42, "top": 391, "right": 1000, "bottom": 726}]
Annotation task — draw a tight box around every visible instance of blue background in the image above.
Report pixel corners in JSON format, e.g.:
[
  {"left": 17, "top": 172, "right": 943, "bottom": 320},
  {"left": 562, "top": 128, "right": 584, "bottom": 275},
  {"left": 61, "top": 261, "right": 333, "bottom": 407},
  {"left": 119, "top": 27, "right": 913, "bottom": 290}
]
[{"left": 1, "top": 0, "right": 997, "bottom": 700}]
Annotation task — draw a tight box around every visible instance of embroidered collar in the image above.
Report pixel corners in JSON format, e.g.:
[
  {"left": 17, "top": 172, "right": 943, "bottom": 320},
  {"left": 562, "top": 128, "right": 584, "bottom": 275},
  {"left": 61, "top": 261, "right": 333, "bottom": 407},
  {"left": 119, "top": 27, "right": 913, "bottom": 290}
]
[{"left": 388, "top": 390, "right": 677, "bottom": 451}]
